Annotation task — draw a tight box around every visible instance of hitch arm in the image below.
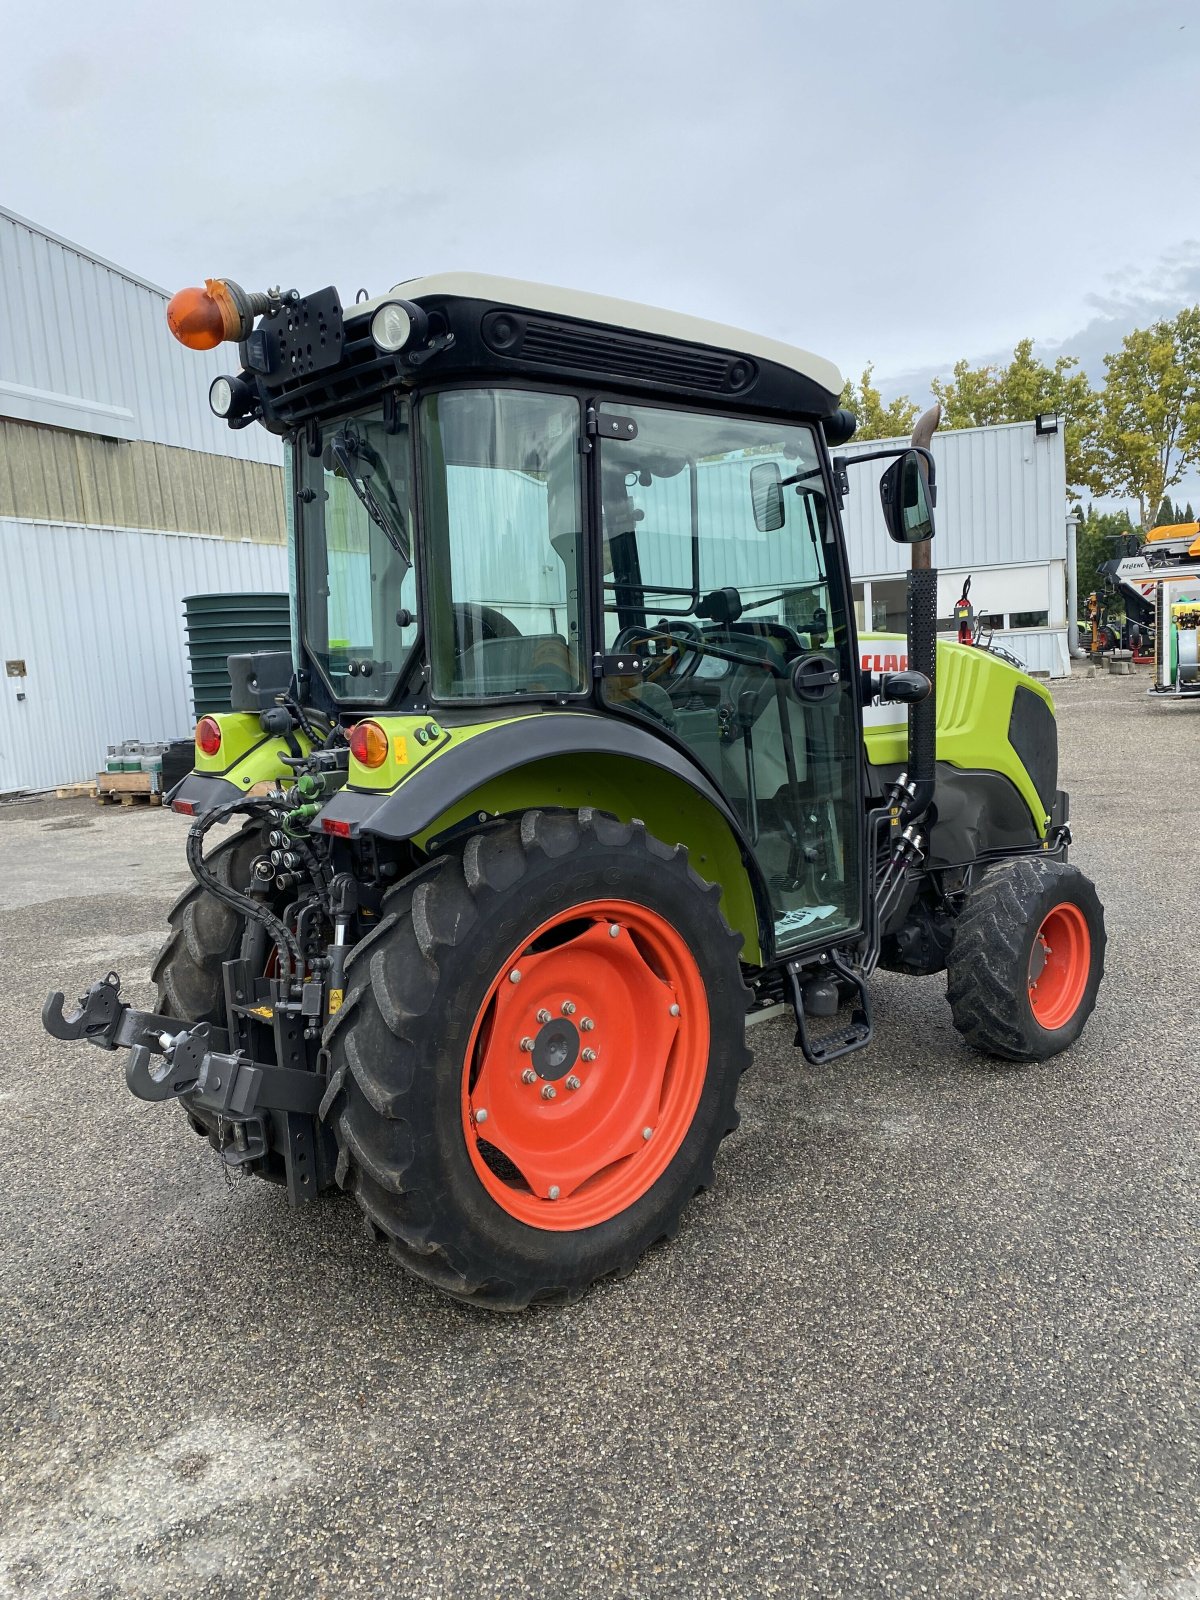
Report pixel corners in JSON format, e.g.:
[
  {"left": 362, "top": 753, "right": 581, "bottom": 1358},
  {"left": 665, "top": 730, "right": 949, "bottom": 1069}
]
[{"left": 42, "top": 972, "right": 125, "bottom": 1046}]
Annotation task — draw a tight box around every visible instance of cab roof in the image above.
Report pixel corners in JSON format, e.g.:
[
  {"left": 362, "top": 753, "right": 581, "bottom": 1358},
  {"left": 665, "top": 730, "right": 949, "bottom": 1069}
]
[{"left": 353, "top": 272, "right": 845, "bottom": 403}]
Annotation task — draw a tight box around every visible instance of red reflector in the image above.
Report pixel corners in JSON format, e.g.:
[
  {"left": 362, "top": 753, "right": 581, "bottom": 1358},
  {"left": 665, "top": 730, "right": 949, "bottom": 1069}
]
[
  {"left": 196, "top": 716, "right": 222, "bottom": 757},
  {"left": 322, "top": 818, "right": 352, "bottom": 838},
  {"left": 172, "top": 800, "right": 196, "bottom": 816}
]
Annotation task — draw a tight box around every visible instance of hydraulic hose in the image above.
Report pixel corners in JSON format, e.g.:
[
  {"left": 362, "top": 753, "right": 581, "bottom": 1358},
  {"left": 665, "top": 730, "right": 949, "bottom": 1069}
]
[{"left": 185, "top": 800, "right": 303, "bottom": 983}]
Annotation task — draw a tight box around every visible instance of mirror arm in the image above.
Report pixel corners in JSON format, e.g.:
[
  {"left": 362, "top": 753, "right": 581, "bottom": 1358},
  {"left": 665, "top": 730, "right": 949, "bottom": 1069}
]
[{"left": 839, "top": 443, "right": 936, "bottom": 498}]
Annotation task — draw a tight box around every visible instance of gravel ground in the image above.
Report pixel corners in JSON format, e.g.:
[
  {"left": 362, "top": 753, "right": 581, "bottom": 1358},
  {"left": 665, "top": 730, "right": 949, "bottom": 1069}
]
[{"left": 1, "top": 665, "right": 1197, "bottom": 1600}]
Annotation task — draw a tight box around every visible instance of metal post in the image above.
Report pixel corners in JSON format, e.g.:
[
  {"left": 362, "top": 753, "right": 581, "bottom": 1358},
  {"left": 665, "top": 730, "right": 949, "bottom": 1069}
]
[{"left": 1065, "top": 513, "right": 1086, "bottom": 658}]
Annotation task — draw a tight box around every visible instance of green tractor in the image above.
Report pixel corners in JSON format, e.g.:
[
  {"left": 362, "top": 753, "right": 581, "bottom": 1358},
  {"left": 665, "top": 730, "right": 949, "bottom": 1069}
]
[{"left": 44, "top": 273, "right": 1105, "bottom": 1308}]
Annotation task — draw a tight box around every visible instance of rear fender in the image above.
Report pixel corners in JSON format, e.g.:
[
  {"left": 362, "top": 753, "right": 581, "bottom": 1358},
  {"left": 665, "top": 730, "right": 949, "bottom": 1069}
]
[
  {"left": 314, "top": 712, "right": 769, "bottom": 963},
  {"left": 169, "top": 712, "right": 310, "bottom": 815}
]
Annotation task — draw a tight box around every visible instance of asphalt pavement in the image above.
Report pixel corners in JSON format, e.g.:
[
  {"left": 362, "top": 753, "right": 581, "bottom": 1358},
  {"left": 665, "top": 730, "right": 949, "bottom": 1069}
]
[{"left": 1, "top": 665, "right": 1197, "bottom": 1599}]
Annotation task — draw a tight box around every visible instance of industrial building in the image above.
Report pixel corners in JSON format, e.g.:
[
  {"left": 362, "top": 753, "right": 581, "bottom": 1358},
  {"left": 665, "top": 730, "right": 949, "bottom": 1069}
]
[
  {"left": 0, "top": 208, "right": 1072, "bottom": 794},
  {"left": 0, "top": 206, "right": 288, "bottom": 794},
  {"left": 841, "top": 417, "right": 1071, "bottom": 677}
]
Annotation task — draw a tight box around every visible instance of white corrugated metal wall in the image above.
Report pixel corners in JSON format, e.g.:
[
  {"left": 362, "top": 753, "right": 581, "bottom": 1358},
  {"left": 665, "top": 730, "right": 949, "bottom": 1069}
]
[
  {"left": 840, "top": 419, "right": 1070, "bottom": 675},
  {"left": 0, "top": 521, "right": 288, "bottom": 792},
  {"left": 840, "top": 419, "right": 1068, "bottom": 575},
  {"left": 0, "top": 209, "right": 288, "bottom": 791},
  {"left": 0, "top": 205, "right": 280, "bottom": 465}
]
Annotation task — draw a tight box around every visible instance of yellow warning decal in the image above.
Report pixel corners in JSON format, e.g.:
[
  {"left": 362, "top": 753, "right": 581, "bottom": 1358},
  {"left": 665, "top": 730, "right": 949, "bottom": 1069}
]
[
  {"left": 394, "top": 736, "right": 409, "bottom": 765},
  {"left": 328, "top": 988, "right": 345, "bottom": 1015},
  {"left": 250, "top": 1004, "right": 274, "bottom": 1020}
]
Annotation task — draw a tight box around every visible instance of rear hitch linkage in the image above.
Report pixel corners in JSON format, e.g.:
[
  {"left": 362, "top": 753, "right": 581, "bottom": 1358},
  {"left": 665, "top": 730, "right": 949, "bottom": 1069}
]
[{"left": 42, "top": 972, "right": 325, "bottom": 1121}]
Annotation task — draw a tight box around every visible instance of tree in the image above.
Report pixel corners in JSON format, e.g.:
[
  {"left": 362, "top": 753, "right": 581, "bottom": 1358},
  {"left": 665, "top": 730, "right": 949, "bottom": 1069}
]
[
  {"left": 931, "top": 338, "right": 1102, "bottom": 495},
  {"left": 1095, "top": 307, "right": 1200, "bottom": 528},
  {"left": 838, "top": 364, "right": 920, "bottom": 441},
  {"left": 1075, "top": 503, "right": 1138, "bottom": 614},
  {"left": 1154, "top": 494, "right": 1178, "bottom": 525}
]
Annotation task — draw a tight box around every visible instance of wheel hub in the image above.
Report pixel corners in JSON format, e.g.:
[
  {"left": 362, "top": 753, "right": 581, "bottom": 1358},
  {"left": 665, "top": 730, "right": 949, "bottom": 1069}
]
[{"left": 531, "top": 1017, "right": 579, "bottom": 1081}]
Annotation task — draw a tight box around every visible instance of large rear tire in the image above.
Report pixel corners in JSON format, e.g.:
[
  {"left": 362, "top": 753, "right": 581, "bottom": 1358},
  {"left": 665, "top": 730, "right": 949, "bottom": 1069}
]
[
  {"left": 946, "top": 857, "right": 1105, "bottom": 1062},
  {"left": 150, "top": 818, "right": 264, "bottom": 1025},
  {"left": 321, "top": 809, "right": 751, "bottom": 1311}
]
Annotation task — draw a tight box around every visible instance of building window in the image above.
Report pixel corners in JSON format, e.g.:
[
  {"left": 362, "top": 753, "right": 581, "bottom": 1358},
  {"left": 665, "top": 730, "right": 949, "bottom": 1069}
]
[
  {"left": 870, "top": 578, "right": 908, "bottom": 634},
  {"left": 1008, "top": 610, "right": 1049, "bottom": 630}
]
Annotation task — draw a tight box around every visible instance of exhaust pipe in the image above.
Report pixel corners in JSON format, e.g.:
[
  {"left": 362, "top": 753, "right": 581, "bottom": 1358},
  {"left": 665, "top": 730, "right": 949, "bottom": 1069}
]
[{"left": 906, "top": 404, "right": 941, "bottom": 818}]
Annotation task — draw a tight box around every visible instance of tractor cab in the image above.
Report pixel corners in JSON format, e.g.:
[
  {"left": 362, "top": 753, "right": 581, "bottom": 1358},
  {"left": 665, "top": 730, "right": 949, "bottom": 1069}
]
[{"left": 172, "top": 273, "right": 902, "bottom": 970}]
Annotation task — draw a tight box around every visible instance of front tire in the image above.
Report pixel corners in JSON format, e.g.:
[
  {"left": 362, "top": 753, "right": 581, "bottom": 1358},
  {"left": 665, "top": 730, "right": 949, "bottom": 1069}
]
[
  {"left": 946, "top": 857, "right": 1106, "bottom": 1062},
  {"left": 321, "top": 809, "right": 751, "bottom": 1310}
]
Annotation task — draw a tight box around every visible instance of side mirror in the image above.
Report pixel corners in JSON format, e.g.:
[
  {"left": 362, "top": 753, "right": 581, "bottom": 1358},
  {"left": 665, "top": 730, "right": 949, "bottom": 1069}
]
[
  {"left": 750, "top": 461, "right": 785, "bottom": 533},
  {"left": 879, "top": 449, "right": 935, "bottom": 544}
]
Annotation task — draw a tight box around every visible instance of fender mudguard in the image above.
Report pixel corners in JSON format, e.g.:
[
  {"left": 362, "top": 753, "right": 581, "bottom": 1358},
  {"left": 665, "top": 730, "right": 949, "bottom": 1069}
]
[{"left": 314, "top": 711, "right": 772, "bottom": 963}]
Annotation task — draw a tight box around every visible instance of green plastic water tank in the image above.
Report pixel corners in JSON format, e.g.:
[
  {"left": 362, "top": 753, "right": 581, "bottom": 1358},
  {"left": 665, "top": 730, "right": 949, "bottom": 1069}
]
[{"left": 183, "top": 592, "right": 291, "bottom": 718}]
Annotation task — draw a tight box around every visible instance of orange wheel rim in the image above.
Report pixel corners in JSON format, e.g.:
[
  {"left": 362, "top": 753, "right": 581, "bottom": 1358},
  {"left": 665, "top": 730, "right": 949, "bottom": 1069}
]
[
  {"left": 1028, "top": 903, "right": 1091, "bottom": 1030},
  {"left": 461, "top": 898, "right": 710, "bottom": 1231}
]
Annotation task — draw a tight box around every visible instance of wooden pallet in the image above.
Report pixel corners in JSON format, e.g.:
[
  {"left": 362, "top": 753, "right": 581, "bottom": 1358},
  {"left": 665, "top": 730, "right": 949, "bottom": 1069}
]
[
  {"left": 95, "top": 771, "right": 162, "bottom": 807},
  {"left": 55, "top": 782, "right": 96, "bottom": 799},
  {"left": 95, "top": 790, "right": 163, "bottom": 807}
]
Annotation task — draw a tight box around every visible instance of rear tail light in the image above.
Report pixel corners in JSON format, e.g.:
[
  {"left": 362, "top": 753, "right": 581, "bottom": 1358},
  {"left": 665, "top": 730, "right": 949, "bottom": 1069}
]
[
  {"left": 348, "top": 720, "right": 389, "bottom": 768},
  {"left": 322, "top": 818, "right": 352, "bottom": 838},
  {"left": 196, "top": 716, "right": 222, "bottom": 757},
  {"left": 172, "top": 799, "right": 196, "bottom": 816}
]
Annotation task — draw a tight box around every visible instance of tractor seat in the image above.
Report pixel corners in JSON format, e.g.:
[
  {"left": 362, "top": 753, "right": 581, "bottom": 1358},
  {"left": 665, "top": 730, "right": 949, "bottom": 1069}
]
[{"left": 456, "top": 633, "right": 581, "bottom": 694}]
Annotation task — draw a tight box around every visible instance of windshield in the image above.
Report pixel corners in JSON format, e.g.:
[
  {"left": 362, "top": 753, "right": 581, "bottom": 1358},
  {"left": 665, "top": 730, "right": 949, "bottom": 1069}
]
[
  {"left": 419, "top": 388, "right": 585, "bottom": 699},
  {"left": 299, "top": 403, "right": 417, "bottom": 702}
]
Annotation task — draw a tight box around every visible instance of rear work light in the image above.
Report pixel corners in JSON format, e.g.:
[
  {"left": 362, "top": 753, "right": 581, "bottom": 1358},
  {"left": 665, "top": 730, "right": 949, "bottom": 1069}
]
[
  {"left": 348, "top": 720, "right": 389, "bottom": 768},
  {"left": 196, "top": 716, "right": 222, "bottom": 757}
]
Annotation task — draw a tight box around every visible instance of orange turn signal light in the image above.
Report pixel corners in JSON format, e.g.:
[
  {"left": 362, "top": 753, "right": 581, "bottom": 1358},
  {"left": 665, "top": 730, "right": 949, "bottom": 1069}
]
[
  {"left": 348, "top": 720, "right": 389, "bottom": 769},
  {"left": 196, "top": 716, "right": 222, "bottom": 756}
]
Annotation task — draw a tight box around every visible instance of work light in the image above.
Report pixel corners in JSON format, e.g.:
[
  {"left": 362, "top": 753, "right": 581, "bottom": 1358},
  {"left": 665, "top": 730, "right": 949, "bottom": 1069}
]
[
  {"left": 370, "top": 299, "right": 427, "bottom": 354},
  {"left": 208, "top": 374, "right": 252, "bottom": 420}
]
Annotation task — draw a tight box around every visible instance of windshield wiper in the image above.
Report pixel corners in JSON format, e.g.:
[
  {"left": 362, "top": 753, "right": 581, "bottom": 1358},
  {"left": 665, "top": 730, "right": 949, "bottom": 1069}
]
[{"left": 329, "top": 431, "right": 411, "bottom": 570}]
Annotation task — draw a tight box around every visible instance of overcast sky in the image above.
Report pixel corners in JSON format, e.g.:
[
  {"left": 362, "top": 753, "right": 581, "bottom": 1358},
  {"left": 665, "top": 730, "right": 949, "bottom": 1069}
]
[{"left": 5, "top": 0, "right": 1200, "bottom": 503}]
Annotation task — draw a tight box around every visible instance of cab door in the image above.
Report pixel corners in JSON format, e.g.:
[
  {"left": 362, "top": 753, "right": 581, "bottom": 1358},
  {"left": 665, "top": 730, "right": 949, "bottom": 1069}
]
[{"left": 595, "top": 401, "right": 863, "bottom": 957}]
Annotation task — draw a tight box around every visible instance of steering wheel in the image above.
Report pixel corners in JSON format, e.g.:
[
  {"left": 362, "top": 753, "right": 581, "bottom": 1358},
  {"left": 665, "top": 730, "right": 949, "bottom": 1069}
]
[{"left": 612, "top": 620, "right": 706, "bottom": 689}]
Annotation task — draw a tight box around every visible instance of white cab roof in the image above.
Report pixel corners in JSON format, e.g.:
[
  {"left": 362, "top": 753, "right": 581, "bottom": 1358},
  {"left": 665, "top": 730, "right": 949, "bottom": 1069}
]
[{"left": 355, "top": 272, "right": 843, "bottom": 398}]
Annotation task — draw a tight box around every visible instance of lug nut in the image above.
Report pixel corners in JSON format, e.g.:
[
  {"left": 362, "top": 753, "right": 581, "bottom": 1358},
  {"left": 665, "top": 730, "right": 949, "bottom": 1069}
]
[
  {"left": 509, "top": 969, "right": 522, "bottom": 984},
  {"left": 580, "top": 1018, "right": 595, "bottom": 1032},
  {"left": 581, "top": 1047, "right": 597, "bottom": 1063},
  {"left": 609, "top": 924, "right": 620, "bottom": 938},
  {"left": 548, "top": 1186, "right": 560, "bottom": 1200},
  {"left": 521, "top": 1068, "right": 537, "bottom": 1085},
  {"left": 561, "top": 1001, "right": 576, "bottom": 1016},
  {"left": 541, "top": 1084, "right": 556, "bottom": 1100},
  {"left": 642, "top": 1127, "right": 653, "bottom": 1141},
  {"left": 474, "top": 1108, "right": 488, "bottom": 1124},
  {"left": 565, "top": 1074, "right": 581, "bottom": 1091},
  {"left": 520, "top": 1036, "right": 535, "bottom": 1052},
  {"left": 669, "top": 1003, "right": 680, "bottom": 1017},
  {"left": 536, "top": 1009, "right": 551, "bottom": 1024}
]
